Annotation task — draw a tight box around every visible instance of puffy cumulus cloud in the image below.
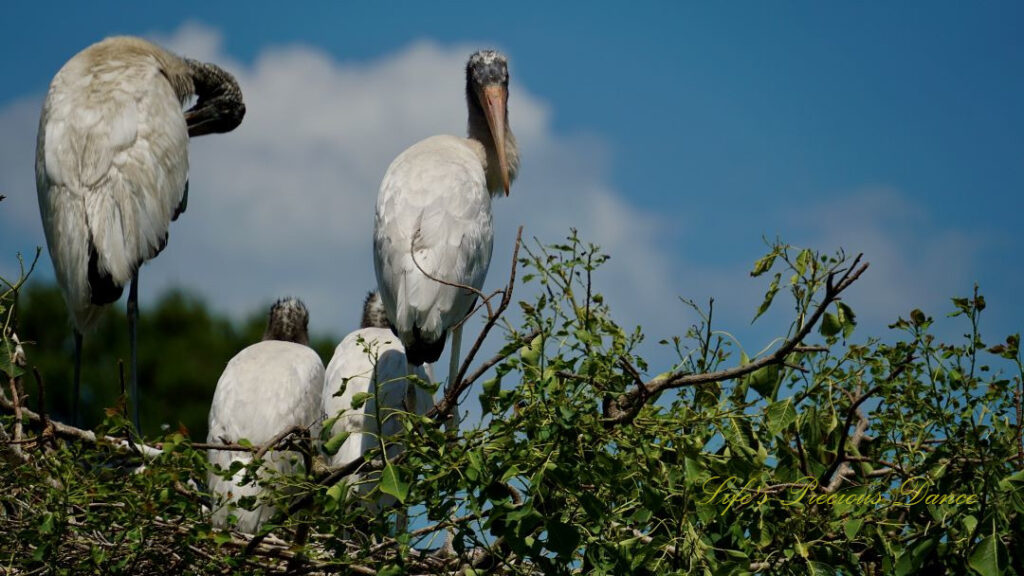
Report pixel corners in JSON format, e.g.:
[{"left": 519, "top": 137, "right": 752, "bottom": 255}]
[
  {"left": 0, "top": 21, "right": 684, "bottom": 358},
  {"left": 0, "top": 22, "right": 983, "bottom": 378},
  {"left": 784, "top": 186, "right": 981, "bottom": 328},
  {"left": 0, "top": 97, "right": 44, "bottom": 240}
]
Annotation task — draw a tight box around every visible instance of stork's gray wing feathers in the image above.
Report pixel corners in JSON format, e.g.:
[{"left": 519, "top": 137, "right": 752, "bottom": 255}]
[
  {"left": 374, "top": 135, "right": 493, "bottom": 348},
  {"left": 37, "top": 49, "right": 189, "bottom": 330},
  {"left": 321, "top": 327, "right": 433, "bottom": 509},
  {"left": 207, "top": 340, "right": 324, "bottom": 533}
]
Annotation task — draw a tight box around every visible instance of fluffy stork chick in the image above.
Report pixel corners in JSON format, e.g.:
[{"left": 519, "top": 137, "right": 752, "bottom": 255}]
[
  {"left": 207, "top": 298, "right": 324, "bottom": 533},
  {"left": 373, "top": 50, "right": 519, "bottom": 371},
  {"left": 321, "top": 292, "right": 433, "bottom": 509},
  {"left": 36, "top": 35, "right": 245, "bottom": 428}
]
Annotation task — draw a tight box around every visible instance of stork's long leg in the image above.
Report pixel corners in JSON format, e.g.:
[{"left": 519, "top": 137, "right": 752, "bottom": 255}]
[
  {"left": 446, "top": 324, "right": 463, "bottom": 433},
  {"left": 127, "top": 272, "right": 140, "bottom": 432},
  {"left": 442, "top": 325, "right": 464, "bottom": 556},
  {"left": 73, "top": 329, "right": 82, "bottom": 427}
]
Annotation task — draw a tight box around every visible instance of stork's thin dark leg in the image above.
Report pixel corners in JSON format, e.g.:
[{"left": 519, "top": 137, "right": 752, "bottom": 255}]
[
  {"left": 73, "top": 329, "right": 82, "bottom": 427},
  {"left": 442, "top": 325, "right": 464, "bottom": 556},
  {"left": 127, "top": 273, "right": 140, "bottom": 432},
  {"left": 447, "top": 325, "right": 463, "bottom": 433}
]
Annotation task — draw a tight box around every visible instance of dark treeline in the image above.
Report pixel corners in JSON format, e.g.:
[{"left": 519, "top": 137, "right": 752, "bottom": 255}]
[{"left": 15, "top": 282, "right": 339, "bottom": 439}]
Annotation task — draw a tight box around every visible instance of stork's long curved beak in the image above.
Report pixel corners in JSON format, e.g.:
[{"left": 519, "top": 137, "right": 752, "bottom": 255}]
[{"left": 480, "top": 84, "right": 510, "bottom": 195}]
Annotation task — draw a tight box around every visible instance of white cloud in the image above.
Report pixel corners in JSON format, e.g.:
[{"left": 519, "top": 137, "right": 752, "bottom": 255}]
[
  {"left": 0, "top": 22, "right": 682, "bottom": 366},
  {"left": 0, "top": 23, "right": 985, "bottom": 380},
  {"left": 784, "top": 186, "right": 980, "bottom": 328}
]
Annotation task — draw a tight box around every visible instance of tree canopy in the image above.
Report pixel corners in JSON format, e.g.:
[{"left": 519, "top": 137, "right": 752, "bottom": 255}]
[{"left": 1, "top": 232, "right": 1021, "bottom": 575}]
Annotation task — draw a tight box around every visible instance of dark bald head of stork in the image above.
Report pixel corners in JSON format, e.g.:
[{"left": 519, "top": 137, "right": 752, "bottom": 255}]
[
  {"left": 361, "top": 291, "right": 393, "bottom": 330},
  {"left": 184, "top": 59, "right": 246, "bottom": 137},
  {"left": 466, "top": 50, "right": 518, "bottom": 196},
  {"left": 263, "top": 297, "right": 310, "bottom": 345}
]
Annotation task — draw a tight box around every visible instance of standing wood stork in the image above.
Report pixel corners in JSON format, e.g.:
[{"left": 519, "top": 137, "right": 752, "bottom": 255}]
[
  {"left": 320, "top": 292, "right": 433, "bottom": 510},
  {"left": 373, "top": 50, "right": 519, "bottom": 415},
  {"left": 35, "top": 36, "right": 245, "bottom": 429},
  {"left": 207, "top": 298, "right": 324, "bottom": 534}
]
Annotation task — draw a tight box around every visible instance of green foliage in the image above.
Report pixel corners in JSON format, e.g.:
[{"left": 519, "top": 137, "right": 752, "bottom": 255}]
[{"left": 2, "top": 234, "right": 1022, "bottom": 574}]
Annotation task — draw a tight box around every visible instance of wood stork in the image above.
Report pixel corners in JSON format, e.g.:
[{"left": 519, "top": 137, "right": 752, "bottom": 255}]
[
  {"left": 320, "top": 292, "right": 433, "bottom": 511},
  {"left": 207, "top": 298, "right": 324, "bottom": 533},
  {"left": 373, "top": 50, "right": 519, "bottom": 416},
  {"left": 35, "top": 36, "right": 245, "bottom": 429}
]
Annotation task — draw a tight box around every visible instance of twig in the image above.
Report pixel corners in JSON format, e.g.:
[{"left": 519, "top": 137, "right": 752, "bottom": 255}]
[
  {"left": 7, "top": 332, "right": 27, "bottom": 458},
  {"left": 821, "top": 353, "right": 912, "bottom": 492},
  {"left": 410, "top": 228, "right": 499, "bottom": 322},
  {"left": 794, "top": 428, "right": 810, "bottom": 477},
  {"left": 253, "top": 425, "right": 306, "bottom": 462},
  {"left": 454, "top": 227, "right": 524, "bottom": 387},
  {"left": 0, "top": 396, "right": 161, "bottom": 459},
  {"left": 426, "top": 226, "right": 524, "bottom": 423},
  {"left": 454, "top": 328, "right": 540, "bottom": 403},
  {"left": 604, "top": 255, "right": 870, "bottom": 425},
  {"left": 32, "top": 367, "right": 49, "bottom": 438}
]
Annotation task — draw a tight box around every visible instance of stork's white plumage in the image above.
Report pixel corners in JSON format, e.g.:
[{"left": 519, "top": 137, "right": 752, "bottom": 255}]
[
  {"left": 207, "top": 298, "right": 324, "bottom": 533},
  {"left": 373, "top": 50, "right": 519, "bottom": 389},
  {"left": 36, "top": 36, "right": 245, "bottom": 429},
  {"left": 321, "top": 292, "right": 433, "bottom": 509}
]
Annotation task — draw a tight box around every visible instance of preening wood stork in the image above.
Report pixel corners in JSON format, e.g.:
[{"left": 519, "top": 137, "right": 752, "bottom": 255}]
[
  {"left": 35, "top": 36, "right": 245, "bottom": 429},
  {"left": 373, "top": 50, "right": 519, "bottom": 411},
  {"left": 207, "top": 298, "right": 324, "bottom": 534},
  {"left": 320, "top": 292, "right": 434, "bottom": 510}
]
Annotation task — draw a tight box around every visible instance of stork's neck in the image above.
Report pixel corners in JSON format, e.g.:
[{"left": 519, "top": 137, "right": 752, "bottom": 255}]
[
  {"left": 184, "top": 59, "right": 245, "bottom": 137},
  {"left": 467, "top": 95, "right": 519, "bottom": 196}
]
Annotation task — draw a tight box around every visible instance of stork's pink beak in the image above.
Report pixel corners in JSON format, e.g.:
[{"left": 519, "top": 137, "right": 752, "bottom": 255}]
[{"left": 480, "top": 84, "right": 510, "bottom": 196}]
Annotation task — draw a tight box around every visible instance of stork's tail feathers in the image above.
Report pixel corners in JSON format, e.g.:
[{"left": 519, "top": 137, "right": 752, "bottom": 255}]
[
  {"left": 86, "top": 246, "right": 125, "bottom": 306},
  {"left": 404, "top": 326, "right": 447, "bottom": 366}
]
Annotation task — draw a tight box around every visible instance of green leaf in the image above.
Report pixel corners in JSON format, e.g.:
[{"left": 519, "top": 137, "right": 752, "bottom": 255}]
[
  {"left": 546, "top": 520, "right": 581, "bottom": 557},
  {"left": 910, "top": 309, "right": 927, "bottom": 327},
  {"left": 350, "top": 391, "right": 371, "bottom": 409},
  {"left": 482, "top": 377, "right": 500, "bottom": 396},
  {"left": 998, "top": 468, "right": 1024, "bottom": 503},
  {"left": 750, "top": 251, "right": 778, "bottom": 277},
  {"left": 379, "top": 463, "right": 410, "bottom": 504},
  {"left": 0, "top": 339, "right": 24, "bottom": 379},
  {"left": 39, "top": 512, "right": 54, "bottom": 534},
  {"left": 752, "top": 272, "right": 781, "bottom": 323},
  {"left": 844, "top": 517, "right": 863, "bottom": 540},
  {"left": 378, "top": 565, "right": 404, "bottom": 576},
  {"left": 837, "top": 301, "right": 857, "bottom": 337},
  {"left": 326, "top": 482, "right": 345, "bottom": 501},
  {"left": 794, "top": 248, "right": 813, "bottom": 276},
  {"left": 520, "top": 334, "right": 543, "bottom": 366},
  {"left": 820, "top": 312, "right": 842, "bottom": 337},
  {"left": 968, "top": 531, "right": 1007, "bottom": 576},
  {"left": 766, "top": 398, "right": 797, "bottom": 435},
  {"left": 794, "top": 537, "right": 809, "bottom": 558},
  {"left": 746, "top": 364, "right": 781, "bottom": 400},
  {"left": 321, "top": 430, "right": 350, "bottom": 456}
]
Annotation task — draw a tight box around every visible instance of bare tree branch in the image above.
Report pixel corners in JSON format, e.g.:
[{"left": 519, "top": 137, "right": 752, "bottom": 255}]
[
  {"left": 604, "top": 255, "right": 870, "bottom": 425},
  {"left": 821, "top": 352, "right": 913, "bottom": 492},
  {"left": 426, "top": 226, "right": 525, "bottom": 423}
]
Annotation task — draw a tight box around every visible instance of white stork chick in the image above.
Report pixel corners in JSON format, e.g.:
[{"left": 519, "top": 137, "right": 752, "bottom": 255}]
[
  {"left": 35, "top": 36, "right": 245, "bottom": 429},
  {"left": 321, "top": 292, "right": 433, "bottom": 510},
  {"left": 207, "top": 298, "right": 324, "bottom": 533},
  {"left": 373, "top": 49, "right": 519, "bottom": 407}
]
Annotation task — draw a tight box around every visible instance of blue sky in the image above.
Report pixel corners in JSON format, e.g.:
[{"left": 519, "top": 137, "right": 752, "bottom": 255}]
[{"left": 1, "top": 2, "right": 1021, "bottom": 377}]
